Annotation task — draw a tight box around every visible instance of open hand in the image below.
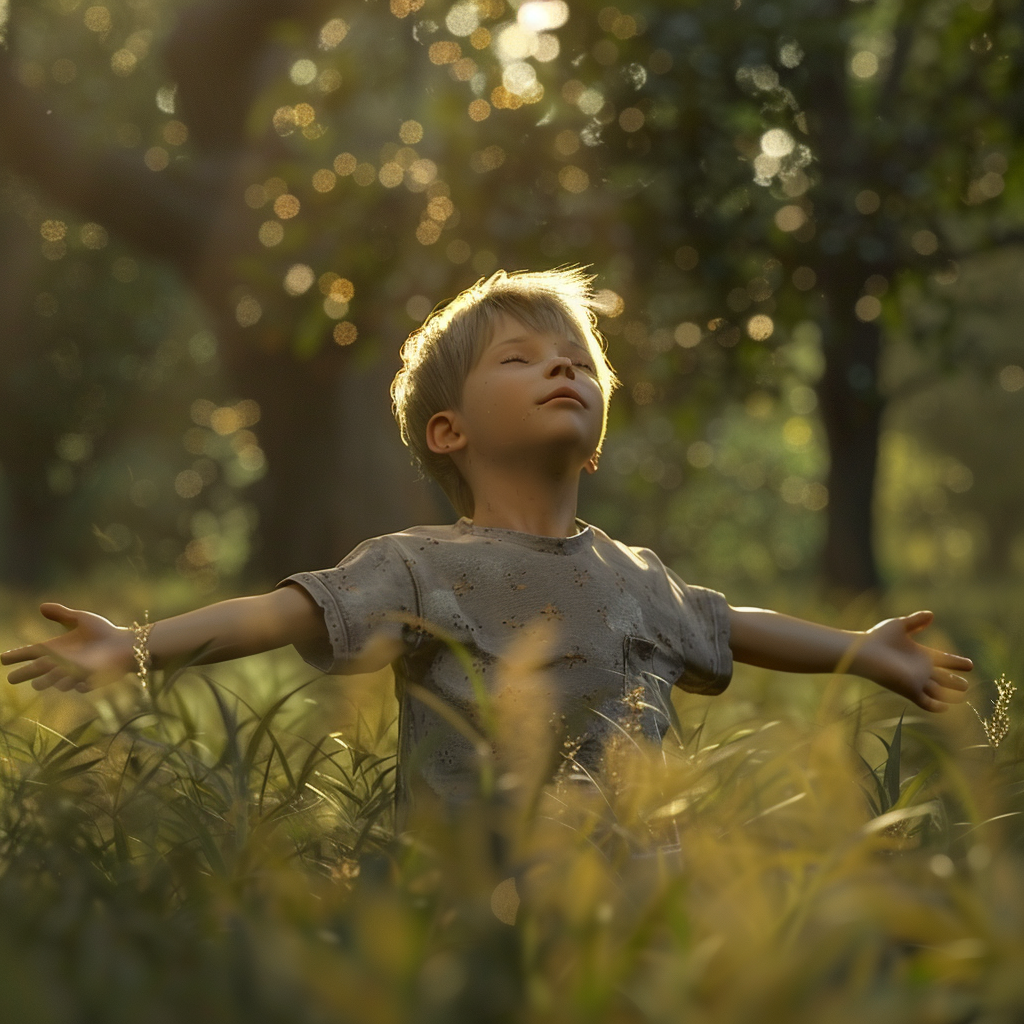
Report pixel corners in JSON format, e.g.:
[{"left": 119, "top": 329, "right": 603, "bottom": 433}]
[
  {"left": 858, "top": 610, "right": 972, "bottom": 712},
  {"left": 0, "top": 603, "right": 134, "bottom": 692}
]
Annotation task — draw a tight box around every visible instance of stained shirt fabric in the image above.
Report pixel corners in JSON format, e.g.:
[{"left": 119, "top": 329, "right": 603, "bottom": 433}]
[{"left": 280, "top": 519, "right": 732, "bottom": 806}]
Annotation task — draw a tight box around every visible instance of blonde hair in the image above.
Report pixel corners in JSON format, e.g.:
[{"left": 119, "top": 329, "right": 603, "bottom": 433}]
[{"left": 391, "top": 267, "right": 619, "bottom": 517}]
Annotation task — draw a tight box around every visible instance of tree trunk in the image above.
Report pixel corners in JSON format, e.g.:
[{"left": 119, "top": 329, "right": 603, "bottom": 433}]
[
  {"left": 817, "top": 311, "right": 884, "bottom": 594},
  {"left": 217, "top": 327, "right": 443, "bottom": 583},
  {"left": 0, "top": 213, "right": 57, "bottom": 586},
  {"left": 0, "top": 4, "right": 444, "bottom": 586}
]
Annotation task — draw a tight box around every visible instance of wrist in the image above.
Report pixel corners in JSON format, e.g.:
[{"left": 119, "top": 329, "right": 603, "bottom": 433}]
[
  {"left": 847, "top": 629, "right": 883, "bottom": 682},
  {"left": 111, "top": 627, "right": 136, "bottom": 668}
]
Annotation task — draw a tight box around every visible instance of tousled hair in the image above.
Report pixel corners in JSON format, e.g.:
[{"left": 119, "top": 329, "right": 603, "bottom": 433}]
[{"left": 391, "top": 267, "right": 619, "bottom": 518}]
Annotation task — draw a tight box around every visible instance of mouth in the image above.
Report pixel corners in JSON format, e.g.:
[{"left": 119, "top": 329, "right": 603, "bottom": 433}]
[{"left": 541, "top": 386, "right": 587, "bottom": 407}]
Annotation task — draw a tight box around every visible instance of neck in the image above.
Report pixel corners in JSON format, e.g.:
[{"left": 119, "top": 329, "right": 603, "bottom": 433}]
[{"left": 462, "top": 462, "right": 583, "bottom": 538}]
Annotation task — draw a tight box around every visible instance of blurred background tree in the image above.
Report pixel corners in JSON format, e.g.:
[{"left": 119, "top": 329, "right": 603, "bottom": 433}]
[{"left": 0, "top": 0, "right": 1021, "bottom": 597}]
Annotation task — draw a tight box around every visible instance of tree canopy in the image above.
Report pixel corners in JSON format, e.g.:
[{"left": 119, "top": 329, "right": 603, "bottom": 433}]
[{"left": 0, "top": 0, "right": 1022, "bottom": 592}]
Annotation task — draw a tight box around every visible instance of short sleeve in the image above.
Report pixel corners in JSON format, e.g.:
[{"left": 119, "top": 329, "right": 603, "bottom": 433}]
[
  {"left": 278, "top": 536, "right": 420, "bottom": 674},
  {"left": 664, "top": 566, "right": 733, "bottom": 695}
]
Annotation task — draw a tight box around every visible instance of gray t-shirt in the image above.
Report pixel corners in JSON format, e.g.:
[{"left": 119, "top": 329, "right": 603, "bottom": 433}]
[{"left": 281, "top": 519, "right": 732, "bottom": 806}]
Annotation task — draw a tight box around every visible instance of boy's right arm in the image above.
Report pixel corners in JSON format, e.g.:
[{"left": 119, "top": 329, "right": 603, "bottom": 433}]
[{"left": 0, "top": 585, "right": 326, "bottom": 692}]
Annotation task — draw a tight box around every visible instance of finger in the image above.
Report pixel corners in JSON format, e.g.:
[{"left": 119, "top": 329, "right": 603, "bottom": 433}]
[
  {"left": 932, "top": 651, "right": 973, "bottom": 671},
  {"left": 73, "top": 681, "right": 91, "bottom": 693},
  {"left": 916, "top": 691, "right": 949, "bottom": 713},
  {"left": 1, "top": 644, "right": 43, "bottom": 666},
  {"left": 7, "top": 657, "right": 56, "bottom": 685},
  {"left": 39, "top": 603, "right": 79, "bottom": 629},
  {"left": 52, "top": 674, "right": 81, "bottom": 692},
  {"left": 932, "top": 668, "right": 969, "bottom": 692},
  {"left": 925, "top": 678, "right": 968, "bottom": 704},
  {"left": 30, "top": 668, "right": 66, "bottom": 691},
  {"left": 903, "top": 610, "right": 934, "bottom": 635}
]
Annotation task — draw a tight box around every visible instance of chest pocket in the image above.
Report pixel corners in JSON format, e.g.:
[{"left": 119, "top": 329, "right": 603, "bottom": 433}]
[{"left": 622, "top": 634, "right": 680, "bottom": 742}]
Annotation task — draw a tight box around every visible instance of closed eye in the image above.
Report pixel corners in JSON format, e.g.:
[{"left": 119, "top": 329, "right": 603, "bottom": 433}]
[
  {"left": 500, "top": 356, "right": 528, "bottom": 364},
  {"left": 573, "top": 361, "right": 595, "bottom": 373}
]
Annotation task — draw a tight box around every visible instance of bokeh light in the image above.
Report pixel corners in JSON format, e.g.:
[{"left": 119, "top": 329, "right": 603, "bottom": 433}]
[
  {"left": 163, "top": 121, "right": 188, "bottom": 146},
  {"left": 760, "top": 129, "right": 794, "bottom": 158},
  {"left": 850, "top": 51, "right": 879, "bottom": 78},
  {"left": 352, "top": 163, "right": 376, "bottom": 186},
  {"left": 290, "top": 59, "right": 317, "bottom": 86},
  {"left": 333, "top": 153, "right": 357, "bottom": 176},
  {"left": 911, "top": 229, "right": 939, "bottom": 255},
  {"left": 318, "top": 17, "right": 349, "bottom": 49},
  {"left": 855, "top": 296, "right": 882, "bottom": 322},
  {"left": 273, "top": 194, "right": 301, "bottom": 219},
  {"left": 399, "top": 120, "right": 423, "bottom": 144},
  {"left": 258, "top": 221, "right": 284, "bottom": 247},
  {"left": 235, "top": 295, "right": 262, "bottom": 327},
  {"left": 379, "top": 163, "right": 404, "bottom": 188},
  {"left": 774, "top": 205, "right": 806, "bottom": 232},
  {"left": 312, "top": 169, "right": 336, "bottom": 192},
  {"left": 518, "top": 1, "right": 569, "bottom": 32},
  {"left": 83, "top": 5, "right": 111, "bottom": 32},
  {"left": 283, "top": 264, "right": 315, "bottom": 296},
  {"left": 592, "top": 289, "right": 624, "bottom": 317},
  {"left": 110, "top": 49, "right": 137, "bottom": 76},
  {"left": 618, "top": 108, "right": 644, "bottom": 132},
  {"left": 558, "top": 165, "right": 589, "bottom": 193},
  {"left": 674, "top": 322, "right": 701, "bottom": 348},
  {"left": 429, "top": 41, "right": 461, "bottom": 65},
  {"left": 144, "top": 147, "right": 169, "bottom": 171},
  {"left": 1000, "top": 365, "right": 1024, "bottom": 392},
  {"left": 746, "top": 314, "right": 774, "bottom": 341},
  {"left": 445, "top": 2, "right": 479, "bottom": 36},
  {"left": 333, "top": 322, "right": 358, "bottom": 345}
]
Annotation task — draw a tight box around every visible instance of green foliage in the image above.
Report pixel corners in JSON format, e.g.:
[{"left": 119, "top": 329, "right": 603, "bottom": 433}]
[{"left": 4, "top": 0, "right": 1024, "bottom": 588}]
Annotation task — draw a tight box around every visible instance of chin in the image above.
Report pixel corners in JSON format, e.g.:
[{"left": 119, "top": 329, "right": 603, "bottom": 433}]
[{"left": 535, "top": 434, "right": 600, "bottom": 468}]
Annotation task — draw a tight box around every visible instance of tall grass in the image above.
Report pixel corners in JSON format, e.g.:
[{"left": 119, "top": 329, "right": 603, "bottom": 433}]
[{"left": 0, "top": 604, "right": 1022, "bottom": 1022}]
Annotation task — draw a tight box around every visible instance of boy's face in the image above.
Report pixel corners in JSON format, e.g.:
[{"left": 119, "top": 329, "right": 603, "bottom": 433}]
[{"left": 429, "top": 312, "right": 605, "bottom": 473}]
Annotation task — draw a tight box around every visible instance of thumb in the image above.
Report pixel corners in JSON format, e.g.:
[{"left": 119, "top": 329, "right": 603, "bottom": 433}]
[
  {"left": 903, "top": 609, "right": 934, "bottom": 634},
  {"left": 39, "top": 603, "right": 80, "bottom": 629}
]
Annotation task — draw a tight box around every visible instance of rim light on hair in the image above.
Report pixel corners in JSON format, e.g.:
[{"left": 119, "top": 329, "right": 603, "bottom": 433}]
[{"left": 391, "top": 267, "right": 619, "bottom": 517}]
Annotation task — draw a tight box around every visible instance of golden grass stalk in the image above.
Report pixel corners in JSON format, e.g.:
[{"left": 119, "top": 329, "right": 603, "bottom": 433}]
[{"left": 972, "top": 674, "right": 1016, "bottom": 749}]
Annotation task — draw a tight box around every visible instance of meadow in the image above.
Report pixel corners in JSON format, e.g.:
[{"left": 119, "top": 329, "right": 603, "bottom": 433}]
[
  {"left": 1, "top": 582, "right": 1021, "bottom": 1024},
  {"left": 3, "top": 0, "right": 1023, "bottom": 1018}
]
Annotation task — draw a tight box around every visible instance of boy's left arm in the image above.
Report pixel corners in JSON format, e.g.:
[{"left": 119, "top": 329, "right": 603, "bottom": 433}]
[{"left": 728, "top": 607, "right": 972, "bottom": 712}]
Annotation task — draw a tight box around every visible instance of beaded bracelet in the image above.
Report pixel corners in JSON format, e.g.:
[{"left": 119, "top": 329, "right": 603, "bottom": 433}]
[{"left": 130, "top": 613, "right": 154, "bottom": 691}]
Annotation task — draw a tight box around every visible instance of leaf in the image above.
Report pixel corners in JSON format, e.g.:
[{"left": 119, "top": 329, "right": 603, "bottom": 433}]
[
  {"left": 883, "top": 712, "right": 904, "bottom": 809},
  {"left": 863, "top": 800, "right": 941, "bottom": 836},
  {"left": 854, "top": 747, "right": 888, "bottom": 812},
  {"left": 894, "top": 764, "right": 936, "bottom": 811},
  {"left": 241, "top": 677, "right": 317, "bottom": 775}
]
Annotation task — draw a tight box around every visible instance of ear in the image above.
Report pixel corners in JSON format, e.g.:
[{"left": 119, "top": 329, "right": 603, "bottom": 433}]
[
  {"left": 584, "top": 453, "right": 599, "bottom": 475},
  {"left": 426, "top": 410, "right": 468, "bottom": 455}
]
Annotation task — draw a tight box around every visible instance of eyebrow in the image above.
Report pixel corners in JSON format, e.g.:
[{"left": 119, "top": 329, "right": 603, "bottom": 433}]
[{"left": 494, "top": 334, "right": 589, "bottom": 352}]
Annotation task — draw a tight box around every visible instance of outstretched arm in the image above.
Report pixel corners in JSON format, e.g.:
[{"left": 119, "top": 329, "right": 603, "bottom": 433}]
[
  {"left": 1, "top": 585, "right": 325, "bottom": 693},
  {"left": 728, "top": 607, "right": 972, "bottom": 712}
]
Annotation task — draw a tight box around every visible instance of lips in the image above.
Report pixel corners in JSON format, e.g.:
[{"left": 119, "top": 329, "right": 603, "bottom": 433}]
[{"left": 541, "top": 386, "right": 587, "bottom": 407}]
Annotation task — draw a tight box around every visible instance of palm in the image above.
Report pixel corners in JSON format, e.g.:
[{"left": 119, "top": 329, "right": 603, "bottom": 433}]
[
  {"left": 51, "top": 613, "right": 115, "bottom": 661},
  {"left": 0, "top": 603, "right": 132, "bottom": 691},
  {"left": 864, "top": 611, "right": 972, "bottom": 713}
]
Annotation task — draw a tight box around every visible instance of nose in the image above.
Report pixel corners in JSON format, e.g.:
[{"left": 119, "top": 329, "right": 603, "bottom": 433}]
[{"left": 545, "top": 355, "right": 575, "bottom": 379}]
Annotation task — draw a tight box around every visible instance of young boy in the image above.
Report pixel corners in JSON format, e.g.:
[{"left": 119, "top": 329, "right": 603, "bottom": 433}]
[{"left": 1, "top": 269, "right": 972, "bottom": 810}]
